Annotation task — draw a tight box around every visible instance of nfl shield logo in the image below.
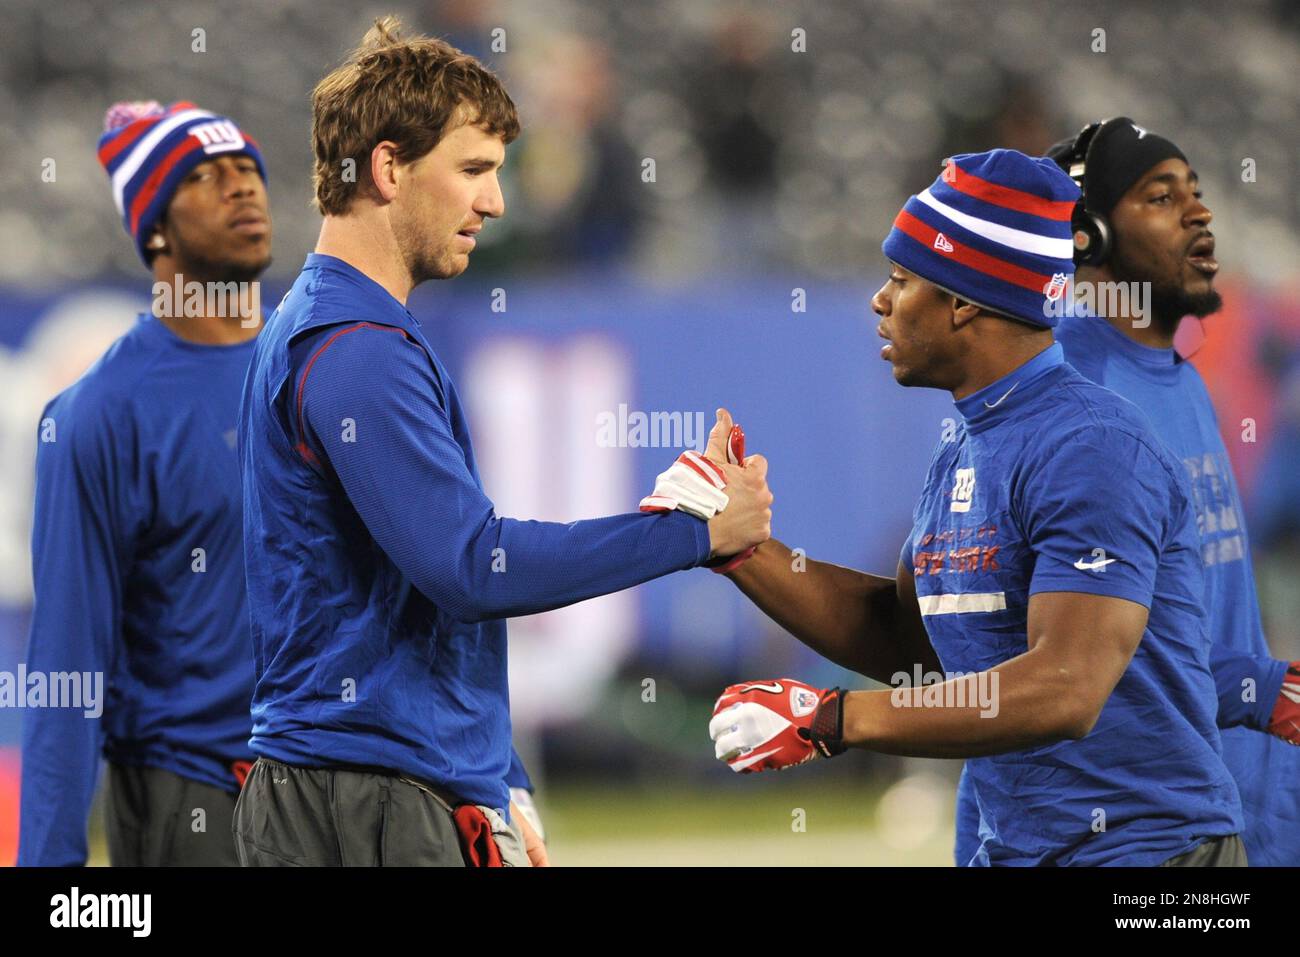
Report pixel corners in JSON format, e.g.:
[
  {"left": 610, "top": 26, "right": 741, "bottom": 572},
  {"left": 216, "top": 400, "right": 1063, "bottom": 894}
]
[
  {"left": 1044, "top": 272, "right": 1069, "bottom": 302},
  {"left": 791, "top": 688, "right": 818, "bottom": 717}
]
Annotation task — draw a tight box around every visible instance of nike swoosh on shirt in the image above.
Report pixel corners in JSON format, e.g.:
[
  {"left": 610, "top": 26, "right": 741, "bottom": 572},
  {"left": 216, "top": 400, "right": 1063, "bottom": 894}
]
[
  {"left": 738, "top": 682, "right": 783, "bottom": 694},
  {"left": 1073, "top": 557, "right": 1117, "bottom": 570},
  {"left": 984, "top": 383, "right": 1018, "bottom": 409}
]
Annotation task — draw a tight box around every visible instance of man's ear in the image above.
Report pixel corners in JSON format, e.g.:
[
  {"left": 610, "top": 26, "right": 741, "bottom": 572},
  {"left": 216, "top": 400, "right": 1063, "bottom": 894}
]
[
  {"left": 144, "top": 225, "right": 168, "bottom": 265},
  {"left": 368, "top": 141, "right": 401, "bottom": 203},
  {"left": 951, "top": 297, "right": 981, "bottom": 329}
]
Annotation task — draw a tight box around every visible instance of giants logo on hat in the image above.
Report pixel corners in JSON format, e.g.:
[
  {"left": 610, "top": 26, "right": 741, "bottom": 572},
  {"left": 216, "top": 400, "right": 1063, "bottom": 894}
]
[{"left": 189, "top": 119, "right": 246, "bottom": 154}]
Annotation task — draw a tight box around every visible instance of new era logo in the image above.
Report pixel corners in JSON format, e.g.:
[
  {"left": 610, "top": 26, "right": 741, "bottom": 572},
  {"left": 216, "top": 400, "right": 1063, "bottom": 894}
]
[{"left": 934, "top": 233, "right": 954, "bottom": 253}]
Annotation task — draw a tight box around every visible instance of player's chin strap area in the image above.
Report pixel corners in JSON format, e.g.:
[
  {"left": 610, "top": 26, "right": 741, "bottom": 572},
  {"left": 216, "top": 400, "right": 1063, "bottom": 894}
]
[{"left": 799, "top": 688, "right": 848, "bottom": 758}]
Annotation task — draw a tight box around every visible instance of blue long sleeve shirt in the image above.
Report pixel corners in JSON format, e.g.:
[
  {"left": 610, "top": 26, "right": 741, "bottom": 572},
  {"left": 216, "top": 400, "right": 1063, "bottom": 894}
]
[
  {"left": 19, "top": 314, "right": 258, "bottom": 866},
  {"left": 239, "top": 254, "right": 710, "bottom": 812}
]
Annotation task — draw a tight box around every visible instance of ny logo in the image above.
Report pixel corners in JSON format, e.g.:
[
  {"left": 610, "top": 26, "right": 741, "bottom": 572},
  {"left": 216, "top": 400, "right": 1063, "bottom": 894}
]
[
  {"left": 190, "top": 120, "right": 245, "bottom": 153},
  {"left": 951, "top": 467, "right": 976, "bottom": 513}
]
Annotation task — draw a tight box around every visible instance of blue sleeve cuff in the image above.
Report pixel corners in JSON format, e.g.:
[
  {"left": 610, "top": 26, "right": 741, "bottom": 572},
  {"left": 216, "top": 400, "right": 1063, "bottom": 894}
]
[
  {"left": 505, "top": 748, "right": 533, "bottom": 792},
  {"left": 1254, "top": 655, "right": 1290, "bottom": 730},
  {"left": 1208, "top": 648, "right": 1290, "bottom": 730},
  {"left": 676, "top": 509, "right": 713, "bottom": 566},
  {"left": 1027, "top": 572, "right": 1154, "bottom": 608}
]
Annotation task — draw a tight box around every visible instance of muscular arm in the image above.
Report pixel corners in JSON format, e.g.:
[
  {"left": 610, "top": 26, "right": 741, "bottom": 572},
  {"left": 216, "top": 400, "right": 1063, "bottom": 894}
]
[
  {"left": 726, "top": 538, "right": 941, "bottom": 683},
  {"left": 841, "top": 591, "right": 1146, "bottom": 758}
]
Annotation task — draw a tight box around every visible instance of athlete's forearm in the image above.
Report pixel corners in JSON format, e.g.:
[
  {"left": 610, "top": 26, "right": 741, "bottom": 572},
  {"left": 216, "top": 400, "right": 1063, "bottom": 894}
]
[
  {"left": 840, "top": 646, "right": 1093, "bottom": 758},
  {"left": 726, "top": 539, "right": 940, "bottom": 683},
  {"left": 445, "top": 509, "right": 710, "bottom": 623}
]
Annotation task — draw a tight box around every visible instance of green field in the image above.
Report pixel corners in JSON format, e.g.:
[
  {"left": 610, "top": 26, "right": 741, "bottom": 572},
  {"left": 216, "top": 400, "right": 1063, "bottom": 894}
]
[
  {"left": 538, "top": 777, "right": 956, "bottom": 867},
  {"left": 81, "top": 774, "right": 957, "bottom": 867}
]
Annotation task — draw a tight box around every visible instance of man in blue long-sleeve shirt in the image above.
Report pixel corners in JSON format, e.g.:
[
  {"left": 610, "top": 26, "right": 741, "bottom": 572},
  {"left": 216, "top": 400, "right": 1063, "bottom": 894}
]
[
  {"left": 20, "top": 97, "right": 544, "bottom": 868},
  {"left": 19, "top": 100, "right": 273, "bottom": 866},
  {"left": 233, "top": 17, "right": 772, "bottom": 866}
]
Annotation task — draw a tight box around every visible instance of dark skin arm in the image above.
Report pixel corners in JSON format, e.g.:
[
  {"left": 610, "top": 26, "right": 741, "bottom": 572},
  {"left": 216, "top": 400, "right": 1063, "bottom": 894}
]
[
  {"left": 725, "top": 534, "right": 1145, "bottom": 756},
  {"left": 725, "top": 538, "right": 942, "bottom": 683},
  {"left": 841, "top": 591, "right": 1148, "bottom": 757}
]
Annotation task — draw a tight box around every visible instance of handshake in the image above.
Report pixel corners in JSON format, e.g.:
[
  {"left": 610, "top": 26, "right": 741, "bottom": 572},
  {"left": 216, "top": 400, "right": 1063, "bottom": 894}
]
[
  {"left": 639, "top": 408, "right": 773, "bottom": 573},
  {"left": 639, "top": 411, "right": 850, "bottom": 775}
]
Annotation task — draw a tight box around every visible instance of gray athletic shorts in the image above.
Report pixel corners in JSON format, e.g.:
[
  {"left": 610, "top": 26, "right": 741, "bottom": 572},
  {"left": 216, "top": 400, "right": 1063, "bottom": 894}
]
[
  {"left": 105, "top": 762, "right": 241, "bottom": 866},
  {"left": 231, "top": 757, "right": 530, "bottom": 867},
  {"left": 1159, "top": 834, "right": 1248, "bottom": 867}
]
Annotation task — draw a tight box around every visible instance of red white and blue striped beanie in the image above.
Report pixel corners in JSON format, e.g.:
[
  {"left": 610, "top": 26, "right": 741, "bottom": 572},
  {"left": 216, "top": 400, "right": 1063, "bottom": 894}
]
[
  {"left": 97, "top": 101, "right": 267, "bottom": 264},
  {"left": 882, "top": 149, "right": 1080, "bottom": 328}
]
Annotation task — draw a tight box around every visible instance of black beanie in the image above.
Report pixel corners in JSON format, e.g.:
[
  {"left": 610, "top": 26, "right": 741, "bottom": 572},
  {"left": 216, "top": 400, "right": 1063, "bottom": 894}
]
[{"left": 1047, "top": 117, "right": 1187, "bottom": 215}]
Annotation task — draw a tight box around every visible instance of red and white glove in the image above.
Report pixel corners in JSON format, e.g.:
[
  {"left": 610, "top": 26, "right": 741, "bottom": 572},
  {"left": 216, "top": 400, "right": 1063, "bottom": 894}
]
[
  {"left": 709, "top": 679, "right": 846, "bottom": 773},
  {"left": 1266, "top": 662, "right": 1300, "bottom": 745},
  {"left": 639, "top": 448, "right": 729, "bottom": 520},
  {"left": 640, "top": 424, "right": 758, "bottom": 573}
]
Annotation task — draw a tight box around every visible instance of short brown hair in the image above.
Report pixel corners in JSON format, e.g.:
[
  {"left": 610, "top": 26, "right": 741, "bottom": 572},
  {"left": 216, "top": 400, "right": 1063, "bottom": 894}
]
[{"left": 311, "top": 15, "right": 521, "bottom": 215}]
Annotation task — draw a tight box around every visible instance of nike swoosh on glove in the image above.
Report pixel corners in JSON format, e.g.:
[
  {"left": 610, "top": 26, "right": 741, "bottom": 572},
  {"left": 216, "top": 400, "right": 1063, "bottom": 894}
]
[{"left": 709, "top": 679, "right": 845, "bottom": 773}]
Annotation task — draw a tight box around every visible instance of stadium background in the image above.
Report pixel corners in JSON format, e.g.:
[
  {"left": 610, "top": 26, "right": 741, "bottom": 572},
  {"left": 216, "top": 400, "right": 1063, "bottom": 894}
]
[{"left": 1, "top": 0, "right": 1298, "bottom": 865}]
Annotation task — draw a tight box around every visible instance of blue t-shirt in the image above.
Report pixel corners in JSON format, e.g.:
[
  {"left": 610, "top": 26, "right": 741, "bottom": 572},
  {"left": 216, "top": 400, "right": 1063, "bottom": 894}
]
[
  {"left": 240, "top": 254, "right": 710, "bottom": 813},
  {"left": 911, "top": 343, "right": 1241, "bottom": 866},
  {"left": 19, "top": 314, "right": 258, "bottom": 866}
]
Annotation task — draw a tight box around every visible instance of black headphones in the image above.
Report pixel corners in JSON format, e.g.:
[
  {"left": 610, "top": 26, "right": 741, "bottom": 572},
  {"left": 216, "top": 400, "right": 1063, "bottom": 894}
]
[{"left": 1061, "top": 119, "right": 1116, "bottom": 267}]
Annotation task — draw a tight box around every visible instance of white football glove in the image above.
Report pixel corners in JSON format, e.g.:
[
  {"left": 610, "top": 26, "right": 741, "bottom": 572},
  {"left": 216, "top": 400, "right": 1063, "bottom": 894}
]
[{"left": 639, "top": 450, "right": 729, "bottom": 520}]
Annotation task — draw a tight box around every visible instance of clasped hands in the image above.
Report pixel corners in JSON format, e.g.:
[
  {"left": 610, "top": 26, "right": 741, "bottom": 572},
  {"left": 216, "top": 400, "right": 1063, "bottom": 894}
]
[{"left": 639, "top": 407, "right": 771, "bottom": 573}]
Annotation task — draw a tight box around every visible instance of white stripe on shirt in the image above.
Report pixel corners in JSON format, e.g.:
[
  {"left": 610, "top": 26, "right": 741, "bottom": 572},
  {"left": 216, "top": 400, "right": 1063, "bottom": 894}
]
[{"left": 917, "top": 591, "right": 1008, "bottom": 616}]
